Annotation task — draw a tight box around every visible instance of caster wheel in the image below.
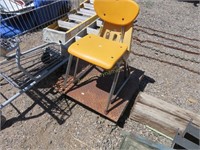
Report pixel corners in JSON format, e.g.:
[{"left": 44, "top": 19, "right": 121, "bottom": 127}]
[{"left": 41, "top": 50, "right": 51, "bottom": 64}]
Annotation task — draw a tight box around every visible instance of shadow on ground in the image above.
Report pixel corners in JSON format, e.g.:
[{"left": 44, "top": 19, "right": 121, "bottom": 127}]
[
  {"left": 1, "top": 68, "right": 76, "bottom": 130},
  {"left": 1, "top": 64, "right": 155, "bottom": 130},
  {"left": 178, "top": 0, "right": 199, "bottom": 7},
  {"left": 118, "top": 74, "right": 155, "bottom": 127}
]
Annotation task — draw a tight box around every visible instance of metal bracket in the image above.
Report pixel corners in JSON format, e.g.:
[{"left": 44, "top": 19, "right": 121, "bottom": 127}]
[{"left": 172, "top": 121, "right": 200, "bottom": 149}]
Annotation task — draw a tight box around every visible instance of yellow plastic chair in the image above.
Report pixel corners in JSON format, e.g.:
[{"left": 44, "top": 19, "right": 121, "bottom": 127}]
[{"left": 64, "top": 0, "right": 140, "bottom": 114}]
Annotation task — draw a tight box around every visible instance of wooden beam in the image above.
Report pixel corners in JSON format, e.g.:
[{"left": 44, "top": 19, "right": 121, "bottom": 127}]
[
  {"left": 78, "top": 8, "right": 96, "bottom": 16},
  {"left": 83, "top": 3, "right": 94, "bottom": 10},
  {"left": 58, "top": 21, "right": 78, "bottom": 30},
  {"left": 130, "top": 92, "right": 200, "bottom": 138},
  {"left": 89, "top": 0, "right": 94, "bottom": 4},
  {"left": 86, "top": 27, "right": 99, "bottom": 35},
  {"left": 68, "top": 14, "right": 89, "bottom": 23}
]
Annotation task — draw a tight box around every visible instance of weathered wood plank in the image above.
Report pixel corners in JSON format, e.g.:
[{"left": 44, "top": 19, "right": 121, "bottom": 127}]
[
  {"left": 86, "top": 27, "right": 99, "bottom": 35},
  {"left": 131, "top": 102, "right": 187, "bottom": 137},
  {"left": 78, "top": 8, "right": 96, "bottom": 16},
  {"left": 130, "top": 92, "right": 200, "bottom": 138},
  {"left": 89, "top": 0, "right": 94, "bottom": 4},
  {"left": 58, "top": 21, "right": 78, "bottom": 30},
  {"left": 43, "top": 15, "right": 98, "bottom": 43},
  {"left": 139, "top": 92, "right": 200, "bottom": 127},
  {"left": 75, "top": 36, "right": 82, "bottom": 41},
  {"left": 43, "top": 0, "right": 96, "bottom": 43},
  {"left": 83, "top": 3, "right": 94, "bottom": 10},
  {"left": 68, "top": 14, "right": 89, "bottom": 23},
  {"left": 77, "top": 11, "right": 93, "bottom": 17}
]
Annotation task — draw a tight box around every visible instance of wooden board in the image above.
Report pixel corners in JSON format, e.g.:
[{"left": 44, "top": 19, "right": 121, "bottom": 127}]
[
  {"left": 58, "top": 21, "right": 78, "bottom": 30},
  {"left": 130, "top": 92, "right": 200, "bottom": 138},
  {"left": 43, "top": 0, "right": 98, "bottom": 44},
  {"left": 43, "top": 14, "right": 98, "bottom": 43}
]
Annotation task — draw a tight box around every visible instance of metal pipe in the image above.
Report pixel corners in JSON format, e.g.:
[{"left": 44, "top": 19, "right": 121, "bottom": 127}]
[
  {"left": 63, "top": 54, "right": 73, "bottom": 87},
  {"left": 73, "top": 58, "right": 79, "bottom": 78},
  {"left": 15, "top": 47, "right": 36, "bottom": 80},
  {"left": 0, "top": 72, "right": 19, "bottom": 88},
  {"left": 73, "top": 65, "right": 94, "bottom": 84},
  {"left": 0, "top": 55, "right": 69, "bottom": 109},
  {"left": 0, "top": 42, "right": 55, "bottom": 64},
  {"left": 105, "top": 68, "right": 120, "bottom": 114},
  {"left": 120, "top": 26, "right": 125, "bottom": 43},
  {"left": 111, "top": 72, "right": 132, "bottom": 104}
]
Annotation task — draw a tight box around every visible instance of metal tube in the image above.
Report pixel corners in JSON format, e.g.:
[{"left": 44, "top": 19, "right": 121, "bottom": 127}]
[
  {"left": 13, "top": 0, "right": 31, "bottom": 31},
  {"left": 73, "top": 65, "right": 93, "bottom": 84},
  {"left": 63, "top": 54, "right": 73, "bottom": 87},
  {"left": 0, "top": 91, "right": 22, "bottom": 110},
  {"left": 120, "top": 26, "right": 125, "bottom": 43},
  {"left": 0, "top": 43, "right": 54, "bottom": 64},
  {"left": 0, "top": 72, "right": 19, "bottom": 88},
  {"left": 105, "top": 69, "right": 120, "bottom": 114},
  {"left": 15, "top": 47, "right": 36, "bottom": 80},
  {"left": 0, "top": 55, "right": 69, "bottom": 109},
  {"left": 2, "top": 51, "right": 43, "bottom": 73},
  {"left": 73, "top": 58, "right": 79, "bottom": 78},
  {"left": 2, "top": 0, "right": 26, "bottom": 31},
  {"left": 98, "top": 21, "right": 104, "bottom": 37},
  {"left": 111, "top": 72, "right": 132, "bottom": 104}
]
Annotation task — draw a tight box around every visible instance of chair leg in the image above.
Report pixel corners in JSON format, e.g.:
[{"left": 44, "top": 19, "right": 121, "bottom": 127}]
[
  {"left": 63, "top": 54, "right": 73, "bottom": 87},
  {"left": 73, "top": 58, "right": 79, "bottom": 80},
  {"left": 105, "top": 69, "right": 120, "bottom": 114},
  {"left": 124, "top": 60, "right": 130, "bottom": 79}
]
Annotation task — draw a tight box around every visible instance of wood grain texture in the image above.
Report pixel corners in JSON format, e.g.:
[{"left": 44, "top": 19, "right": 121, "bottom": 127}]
[{"left": 130, "top": 92, "right": 200, "bottom": 138}]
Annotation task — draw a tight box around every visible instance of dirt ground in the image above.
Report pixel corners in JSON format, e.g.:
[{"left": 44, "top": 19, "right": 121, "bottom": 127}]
[{"left": 0, "top": 0, "right": 200, "bottom": 149}]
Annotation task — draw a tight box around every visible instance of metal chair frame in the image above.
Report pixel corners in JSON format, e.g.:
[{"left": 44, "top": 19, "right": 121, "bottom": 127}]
[
  {"left": 64, "top": 22, "right": 132, "bottom": 114},
  {"left": 63, "top": 0, "right": 140, "bottom": 114}
]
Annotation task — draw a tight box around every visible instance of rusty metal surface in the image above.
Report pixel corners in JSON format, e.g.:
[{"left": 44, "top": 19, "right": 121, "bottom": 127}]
[{"left": 54, "top": 64, "right": 144, "bottom": 122}]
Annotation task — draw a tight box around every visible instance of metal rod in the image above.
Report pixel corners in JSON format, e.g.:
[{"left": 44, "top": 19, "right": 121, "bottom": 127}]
[
  {"left": 0, "top": 72, "right": 20, "bottom": 88},
  {"left": 10, "top": 53, "right": 61, "bottom": 82},
  {"left": 2, "top": 0, "right": 26, "bottom": 31},
  {"left": 98, "top": 21, "right": 104, "bottom": 36},
  {"left": 73, "top": 65, "right": 94, "bottom": 84},
  {"left": 73, "top": 58, "right": 79, "bottom": 78},
  {"left": 1, "top": 52, "right": 43, "bottom": 72},
  {"left": 0, "top": 50, "right": 44, "bottom": 70},
  {"left": 111, "top": 72, "right": 132, "bottom": 104},
  {"left": 1, "top": 0, "right": 70, "bottom": 38},
  {"left": 0, "top": 44, "right": 61, "bottom": 89},
  {"left": 15, "top": 47, "right": 36, "bottom": 80},
  {"left": 0, "top": 43, "right": 54, "bottom": 64},
  {"left": 15, "top": 54, "right": 61, "bottom": 78},
  {"left": 0, "top": 110, "right": 2, "bottom": 129},
  {"left": 120, "top": 26, "right": 125, "bottom": 43},
  {"left": 105, "top": 68, "right": 120, "bottom": 114},
  {"left": 63, "top": 54, "right": 73, "bottom": 87},
  {"left": 0, "top": 55, "right": 69, "bottom": 110}
]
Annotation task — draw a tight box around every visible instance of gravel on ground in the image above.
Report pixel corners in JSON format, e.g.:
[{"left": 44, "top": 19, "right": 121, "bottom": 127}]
[{"left": 0, "top": 0, "right": 199, "bottom": 149}]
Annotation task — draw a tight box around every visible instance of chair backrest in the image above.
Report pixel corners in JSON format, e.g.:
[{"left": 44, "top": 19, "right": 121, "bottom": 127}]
[{"left": 94, "top": 0, "right": 140, "bottom": 26}]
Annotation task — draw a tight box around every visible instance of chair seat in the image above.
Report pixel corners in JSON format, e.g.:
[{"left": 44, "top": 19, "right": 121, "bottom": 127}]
[{"left": 68, "top": 34, "right": 128, "bottom": 70}]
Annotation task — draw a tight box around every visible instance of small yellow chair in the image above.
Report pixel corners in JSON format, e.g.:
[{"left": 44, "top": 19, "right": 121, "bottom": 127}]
[{"left": 64, "top": 0, "right": 140, "bottom": 114}]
